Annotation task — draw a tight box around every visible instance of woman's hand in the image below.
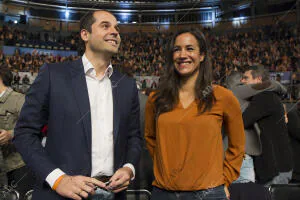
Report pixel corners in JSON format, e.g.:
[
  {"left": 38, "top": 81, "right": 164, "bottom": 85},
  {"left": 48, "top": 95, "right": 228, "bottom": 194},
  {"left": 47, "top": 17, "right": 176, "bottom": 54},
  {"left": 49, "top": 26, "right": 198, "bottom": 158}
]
[{"left": 224, "top": 185, "right": 230, "bottom": 199}]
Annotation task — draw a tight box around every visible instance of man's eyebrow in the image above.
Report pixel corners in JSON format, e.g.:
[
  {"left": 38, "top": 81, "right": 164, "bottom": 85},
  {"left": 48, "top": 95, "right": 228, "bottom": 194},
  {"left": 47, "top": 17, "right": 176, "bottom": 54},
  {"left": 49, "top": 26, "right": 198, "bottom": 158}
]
[{"left": 100, "top": 21, "right": 111, "bottom": 25}]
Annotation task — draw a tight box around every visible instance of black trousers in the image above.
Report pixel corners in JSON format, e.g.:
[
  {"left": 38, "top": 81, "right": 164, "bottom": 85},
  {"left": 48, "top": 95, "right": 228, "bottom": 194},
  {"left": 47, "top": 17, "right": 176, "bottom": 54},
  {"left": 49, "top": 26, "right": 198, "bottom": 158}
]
[{"left": 7, "top": 166, "right": 35, "bottom": 200}]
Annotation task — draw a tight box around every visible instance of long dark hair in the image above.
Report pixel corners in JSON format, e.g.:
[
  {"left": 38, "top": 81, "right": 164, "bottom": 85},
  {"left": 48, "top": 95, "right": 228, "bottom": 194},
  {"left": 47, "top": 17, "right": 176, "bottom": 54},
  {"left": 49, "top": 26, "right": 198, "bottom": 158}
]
[{"left": 154, "top": 28, "right": 215, "bottom": 117}]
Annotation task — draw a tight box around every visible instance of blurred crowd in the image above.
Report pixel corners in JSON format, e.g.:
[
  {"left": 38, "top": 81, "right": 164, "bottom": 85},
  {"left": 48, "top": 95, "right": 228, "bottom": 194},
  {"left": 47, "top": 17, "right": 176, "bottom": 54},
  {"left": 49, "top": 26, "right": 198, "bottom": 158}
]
[
  {"left": 0, "top": 50, "right": 79, "bottom": 73},
  {"left": 210, "top": 23, "right": 300, "bottom": 83},
  {"left": 0, "top": 24, "right": 79, "bottom": 50}
]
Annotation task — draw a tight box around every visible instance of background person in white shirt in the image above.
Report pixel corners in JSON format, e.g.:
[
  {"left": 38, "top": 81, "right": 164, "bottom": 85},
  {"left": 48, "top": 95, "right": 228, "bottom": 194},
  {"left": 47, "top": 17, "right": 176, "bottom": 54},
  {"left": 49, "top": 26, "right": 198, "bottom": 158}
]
[{"left": 14, "top": 10, "right": 142, "bottom": 200}]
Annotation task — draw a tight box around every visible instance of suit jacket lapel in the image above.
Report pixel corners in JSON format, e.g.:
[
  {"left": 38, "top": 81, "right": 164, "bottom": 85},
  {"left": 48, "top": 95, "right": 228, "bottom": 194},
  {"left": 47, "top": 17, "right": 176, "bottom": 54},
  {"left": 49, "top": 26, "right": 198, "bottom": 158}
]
[
  {"left": 69, "top": 59, "right": 92, "bottom": 152},
  {"left": 110, "top": 71, "right": 121, "bottom": 144}
]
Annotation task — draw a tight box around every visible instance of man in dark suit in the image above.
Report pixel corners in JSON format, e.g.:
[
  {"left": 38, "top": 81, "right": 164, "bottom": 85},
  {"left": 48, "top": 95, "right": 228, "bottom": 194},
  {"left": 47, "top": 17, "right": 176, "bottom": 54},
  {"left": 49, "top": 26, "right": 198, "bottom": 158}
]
[
  {"left": 287, "top": 100, "right": 300, "bottom": 183},
  {"left": 241, "top": 65, "right": 293, "bottom": 185},
  {"left": 13, "top": 10, "right": 142, "bottom": 200}
]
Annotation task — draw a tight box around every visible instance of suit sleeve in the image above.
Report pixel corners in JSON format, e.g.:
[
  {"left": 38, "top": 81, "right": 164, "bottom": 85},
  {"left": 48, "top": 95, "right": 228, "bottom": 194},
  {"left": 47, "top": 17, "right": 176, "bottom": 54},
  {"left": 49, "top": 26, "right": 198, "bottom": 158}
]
[
  {"left": 231, "top": 84, "right": 260, "bottom": 100},
  {"left": 125, "top": 81, "right": 142, "bottom": 167},
  {"left": 232, "top": 81, "right": 286, "bottom": 101},
  {"left": 242, "top": 93, "right": 272, "bottom": 128},
  {"left": 268, "top": 80, "right": 287, "bottom": 95},
  {"left": 223, "top": 91, "right": 245, "bottom": 186},
  {"left": 144, "top": 93, "right": 156, "bottom": 159},
  {"left": 13, "top": 63, "right": 57, "bottom": 182}
]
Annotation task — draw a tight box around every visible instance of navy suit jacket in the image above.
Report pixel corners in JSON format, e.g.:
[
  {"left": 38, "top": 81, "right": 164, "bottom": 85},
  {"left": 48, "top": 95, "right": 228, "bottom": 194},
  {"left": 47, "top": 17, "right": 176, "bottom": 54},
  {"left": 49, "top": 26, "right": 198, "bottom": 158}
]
[{"left": 14, "top": 59, "right": 142, "bottom": 200}]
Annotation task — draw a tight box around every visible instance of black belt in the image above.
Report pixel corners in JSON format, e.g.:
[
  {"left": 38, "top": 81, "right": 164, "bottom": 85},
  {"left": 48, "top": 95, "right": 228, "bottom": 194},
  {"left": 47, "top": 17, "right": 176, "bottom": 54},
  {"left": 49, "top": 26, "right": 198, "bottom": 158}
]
[{"left": 93, "top": 175, "right": 112, "bottom": 183}]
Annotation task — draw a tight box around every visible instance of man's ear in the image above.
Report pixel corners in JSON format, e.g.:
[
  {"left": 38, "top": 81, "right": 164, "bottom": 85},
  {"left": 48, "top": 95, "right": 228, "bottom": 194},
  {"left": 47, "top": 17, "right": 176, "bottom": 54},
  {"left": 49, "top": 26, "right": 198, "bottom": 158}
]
[
  {"left": 80, "top": 29, "right": 89, "bottom": 42},
  {"left": 257, "top": 76, "right": 263, "bottom": 81}
]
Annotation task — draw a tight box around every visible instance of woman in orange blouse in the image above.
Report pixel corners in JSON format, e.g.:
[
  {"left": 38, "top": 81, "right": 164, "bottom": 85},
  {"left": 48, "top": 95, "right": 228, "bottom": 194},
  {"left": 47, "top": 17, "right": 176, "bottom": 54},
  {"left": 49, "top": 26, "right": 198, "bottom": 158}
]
[{"left": 145, "top": 28, "right": 245, "bottom": 200}]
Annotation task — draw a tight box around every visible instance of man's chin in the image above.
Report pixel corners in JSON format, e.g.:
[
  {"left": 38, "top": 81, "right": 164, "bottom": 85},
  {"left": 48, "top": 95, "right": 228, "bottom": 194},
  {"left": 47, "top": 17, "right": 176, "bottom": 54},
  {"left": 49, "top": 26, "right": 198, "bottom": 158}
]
[{"left": 107, "top": 47, "right": 119, "bottom": 54}]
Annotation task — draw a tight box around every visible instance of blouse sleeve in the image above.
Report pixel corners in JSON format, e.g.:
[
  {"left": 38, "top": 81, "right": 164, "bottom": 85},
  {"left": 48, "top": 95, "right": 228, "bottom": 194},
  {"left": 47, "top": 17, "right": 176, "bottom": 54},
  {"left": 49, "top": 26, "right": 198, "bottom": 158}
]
[{"left": 222, "top": 90, "right": 245, "bottom": 186}]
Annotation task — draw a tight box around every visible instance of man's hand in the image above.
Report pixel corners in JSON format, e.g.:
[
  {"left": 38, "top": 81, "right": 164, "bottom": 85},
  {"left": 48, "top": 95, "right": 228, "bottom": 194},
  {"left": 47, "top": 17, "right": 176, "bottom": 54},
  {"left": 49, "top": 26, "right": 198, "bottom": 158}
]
[
  {"left": 0, "top": 130, "right": 13, "bottom": 145},
  {"left": 106, "top": 167, "right": 133, "bottom": 193},
  {"left": 55, "top": 175, "right": 106, "bottom": 200},
  {"left": 224, "top": 185, "right": 230, "bottom": 199}
]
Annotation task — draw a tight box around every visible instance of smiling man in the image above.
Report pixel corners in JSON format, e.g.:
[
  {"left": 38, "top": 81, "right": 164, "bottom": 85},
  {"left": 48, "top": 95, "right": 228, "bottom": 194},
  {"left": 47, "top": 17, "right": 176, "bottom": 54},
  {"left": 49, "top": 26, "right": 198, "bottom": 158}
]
[{"left": 14, "top": 10, "right": 142, "bottom": 200}]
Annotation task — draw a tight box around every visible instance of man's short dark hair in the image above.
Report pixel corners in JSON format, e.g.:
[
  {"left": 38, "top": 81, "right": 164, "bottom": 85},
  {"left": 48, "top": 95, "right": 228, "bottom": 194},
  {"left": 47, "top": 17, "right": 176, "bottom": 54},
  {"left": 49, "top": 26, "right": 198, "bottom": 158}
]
[
  {"left": 78, "top": 11, "right": 96, "bottom": 55},
  {"left": 245, "top": 65, "right": 270, "bottom": 81},
  {"left": 79, "top": 10, "right": 115, "bottom": 33},
  {"left": 0, "top": 64, "right": 13, "bottom": 87},
  {"left": 80, "top": 11, "right": 97, "bottom": 33}
]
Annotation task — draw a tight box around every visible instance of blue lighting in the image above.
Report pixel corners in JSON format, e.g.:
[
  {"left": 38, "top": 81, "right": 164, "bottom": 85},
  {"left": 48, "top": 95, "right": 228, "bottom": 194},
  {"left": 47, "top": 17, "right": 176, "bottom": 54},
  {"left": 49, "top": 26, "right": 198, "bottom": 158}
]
[
  {"left": 120, "top": 13, "right": 131, "bottom": 23},
  {"left": 121, "top": 13, "right": 129, "bottom": 21},
  {"left": 65, "top": 9, "right": 70, "bottom": 19}
]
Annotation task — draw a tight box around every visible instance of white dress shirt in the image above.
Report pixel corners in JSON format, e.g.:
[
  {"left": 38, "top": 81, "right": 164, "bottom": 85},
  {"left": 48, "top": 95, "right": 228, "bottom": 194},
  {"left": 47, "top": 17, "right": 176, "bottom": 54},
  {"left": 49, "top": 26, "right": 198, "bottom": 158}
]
[
  {"left": 0, "top": 90, "right": 6, "bottom": 98},
  {"left": 46, "top": 55, "right": 135, "bottom": 187},
  {"left": 84, "top": 55, "right": 114, "bottom": 177}
]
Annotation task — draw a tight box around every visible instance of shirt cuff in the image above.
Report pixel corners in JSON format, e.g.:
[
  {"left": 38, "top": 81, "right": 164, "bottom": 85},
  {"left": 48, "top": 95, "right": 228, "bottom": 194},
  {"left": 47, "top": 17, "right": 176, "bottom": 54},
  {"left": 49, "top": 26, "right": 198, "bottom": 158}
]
[
  {"left": 46, "top": 168, "right": 65, "bottom": 188},
  {"left": 123, "top": 163, "right": 135, "bottom": 180},
  {"left": 10, "top": 130, "right": 14, "bottom": 138}
]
